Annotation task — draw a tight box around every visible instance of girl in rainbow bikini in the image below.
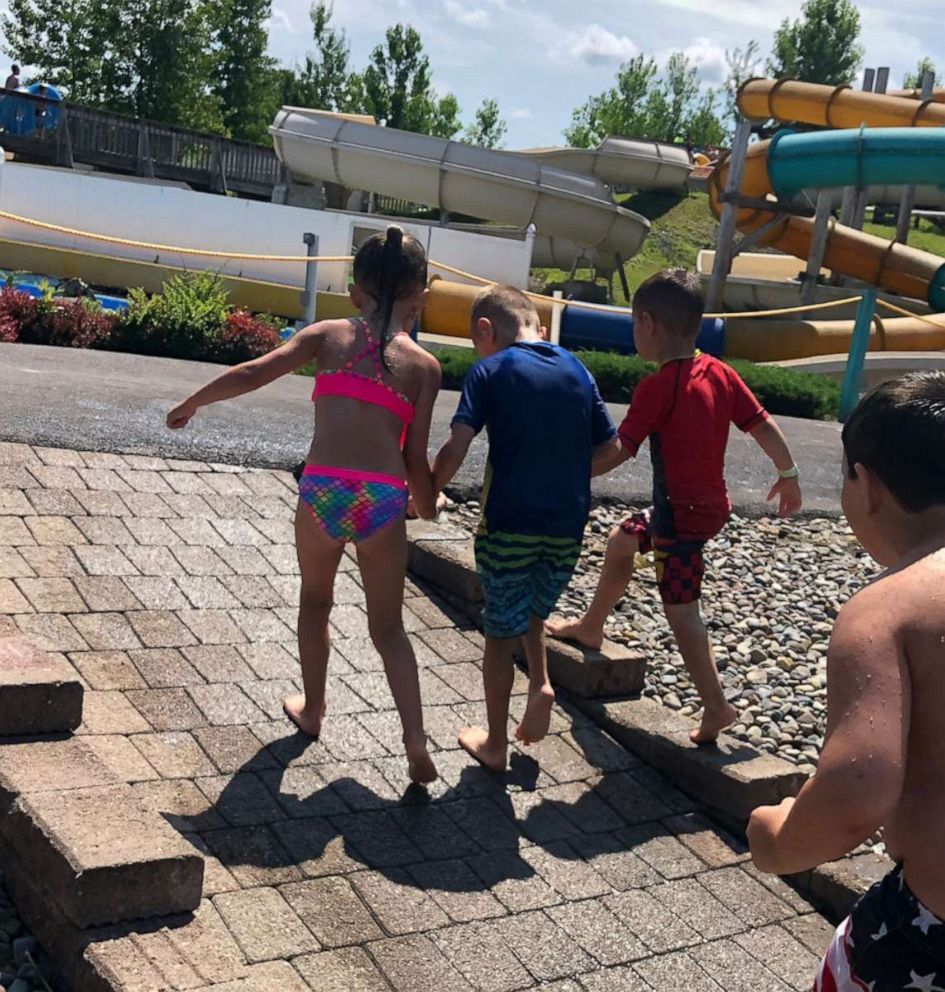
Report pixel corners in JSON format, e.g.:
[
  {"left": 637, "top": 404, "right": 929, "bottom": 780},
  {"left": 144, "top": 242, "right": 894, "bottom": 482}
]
[{"left": 167, "top": 226, "right": 441, "bottom": 784}]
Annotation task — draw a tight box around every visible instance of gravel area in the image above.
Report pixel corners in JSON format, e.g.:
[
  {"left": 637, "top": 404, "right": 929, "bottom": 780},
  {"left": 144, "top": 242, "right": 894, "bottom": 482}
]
[
  {"left": 440, "top": 498, "right": 881, "bottom": 773},
  {"left": 0, "top": 871, "right": 49, "bottom": 992}
]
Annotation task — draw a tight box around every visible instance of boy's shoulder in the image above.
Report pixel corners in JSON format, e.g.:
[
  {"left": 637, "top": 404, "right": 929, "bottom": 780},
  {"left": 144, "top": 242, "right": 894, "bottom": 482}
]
[{"left": 839, "top": 549, "right": 944, "bottom": 645}]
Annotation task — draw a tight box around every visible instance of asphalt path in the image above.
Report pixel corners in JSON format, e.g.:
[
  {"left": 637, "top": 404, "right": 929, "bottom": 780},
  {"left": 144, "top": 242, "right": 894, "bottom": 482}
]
[{"left": 0, "top": 343, "right": 844, "bottom": 515}]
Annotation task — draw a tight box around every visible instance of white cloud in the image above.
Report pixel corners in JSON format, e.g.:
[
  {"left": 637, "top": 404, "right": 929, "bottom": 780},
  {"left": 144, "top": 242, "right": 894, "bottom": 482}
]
[
  {"left": 443, "top": 0, "right": 492, "bottom": 28},
  {"left": 510, "top": 107, "right": 532, "bottom": 119},
  {"left": 681, "top": 37, "right": 728, "bottom": 83},
  {"left": 265, "top": 7, "right": 296, "bottom": 33},
  {"left": 565, "top": 24, "right": 638, "bottom": 66}
]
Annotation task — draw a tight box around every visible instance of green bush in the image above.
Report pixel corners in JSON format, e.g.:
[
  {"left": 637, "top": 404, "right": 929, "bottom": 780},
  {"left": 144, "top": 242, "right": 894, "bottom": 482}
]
[
  {"left": 431, "top": 346, "right": 840, "bottom": 421},
  {"left": 111, "top": 271, "right": 231, "bottom": 360}
]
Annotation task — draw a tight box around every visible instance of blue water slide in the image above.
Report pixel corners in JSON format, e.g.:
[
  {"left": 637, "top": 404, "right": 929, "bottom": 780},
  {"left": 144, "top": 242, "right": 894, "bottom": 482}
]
[
  {"left": 559, "top": 306, "right": 725, "bottom": 357},
  {"left": 767, "top": 127, "right": 945, "bottom": 200}
]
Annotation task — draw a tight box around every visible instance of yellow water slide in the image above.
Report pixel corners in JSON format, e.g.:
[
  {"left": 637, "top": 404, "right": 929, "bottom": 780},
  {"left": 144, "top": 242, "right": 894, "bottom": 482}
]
[{"left": 710, "top": 80, "right": 945, "bottom": 309}]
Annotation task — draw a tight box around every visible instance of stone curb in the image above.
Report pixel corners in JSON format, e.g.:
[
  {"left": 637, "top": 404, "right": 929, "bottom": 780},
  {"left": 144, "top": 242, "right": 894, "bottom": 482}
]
[
  {"left": 404, "top": 528, "right": 893, "bottom": 922},
  {"left": 576, "top": 697, "right": 807, "bottom": 823},
  {"left": 0, "top": 637, "right": 84, "bottom": 736}
]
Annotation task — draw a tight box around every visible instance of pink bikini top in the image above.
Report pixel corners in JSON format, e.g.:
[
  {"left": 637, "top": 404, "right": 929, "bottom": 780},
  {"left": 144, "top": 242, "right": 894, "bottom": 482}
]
[{"left": 312, "top": 319, "right": 415, "bottom": 443}]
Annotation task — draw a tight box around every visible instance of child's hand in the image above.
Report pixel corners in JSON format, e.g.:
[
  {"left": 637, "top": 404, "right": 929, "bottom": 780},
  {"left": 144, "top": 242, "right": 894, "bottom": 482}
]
[
  {"left": 766, "top": 477, "right": 802, "bottom": 517},
  {"left": 435, "top": 492, "right": 448, "bottom": 515},
  {"left": 167, "top": 401, "right": 197, "bottom": 430},
  {"left": 747, "top": 796, "right": 795, "bottom": 872}
]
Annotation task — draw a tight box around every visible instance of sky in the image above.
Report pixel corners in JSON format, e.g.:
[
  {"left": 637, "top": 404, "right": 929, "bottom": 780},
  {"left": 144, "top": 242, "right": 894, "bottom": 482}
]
[{"left": 264, "top": 0, "right": 945, "bottom": 147}]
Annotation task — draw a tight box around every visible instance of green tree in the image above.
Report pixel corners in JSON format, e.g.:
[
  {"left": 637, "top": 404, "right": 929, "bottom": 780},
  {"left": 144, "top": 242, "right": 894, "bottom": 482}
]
[
  {"left": 463, "top": 97, "right": 507, "bottom": 148},
  {"left": 278, "top": 2, "right": 364, "bottom": 113},
  {"left": 686, "top": 90, "right": 726, "bottom": 146},
  {"left": 2, "top": 0, "right": 125, "bottom": 105},
  {"left": 212, "top": 0, "right": 276, "bottom": 142},
  {"left": 363, "top": 24, "right": 461, "bottom": 135},
  {"left": 767, "top": 0, "right": 863, "bottom": 85},
  {"left": 564, "top": 53, "right": 725, "bottom": 147},
  {"left": 903, "top": 57, "right": 942, "bottom": 89},
  {"left": 121, "top": 0, "right": 224, "bottom": 132},
  {"left": 564, "top": 54, "right": 659, "bottom": 147},
  {"left": 429, "top": 92, "right": 461, "bottom": 138}
]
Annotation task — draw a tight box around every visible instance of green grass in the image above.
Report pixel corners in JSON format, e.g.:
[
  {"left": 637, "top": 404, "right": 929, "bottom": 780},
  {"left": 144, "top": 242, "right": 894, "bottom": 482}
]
[
  {"left": 531, "top": 191, "right": 719, "bottom": 305},
  {"left": 862, "top": 215, "right": 945, "bottom": 257}
]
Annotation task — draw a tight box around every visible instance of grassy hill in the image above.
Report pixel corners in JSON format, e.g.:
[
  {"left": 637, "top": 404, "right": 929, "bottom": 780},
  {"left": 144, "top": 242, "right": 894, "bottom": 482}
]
[{"left": 531, "top": 190, "right": 719, "bottom": 306}]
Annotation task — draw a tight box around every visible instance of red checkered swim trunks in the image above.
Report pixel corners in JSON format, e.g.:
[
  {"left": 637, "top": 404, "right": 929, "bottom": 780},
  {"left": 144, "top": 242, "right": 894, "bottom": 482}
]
[{"left": 620, "top": 508, "right": 713, "bottom": 605}]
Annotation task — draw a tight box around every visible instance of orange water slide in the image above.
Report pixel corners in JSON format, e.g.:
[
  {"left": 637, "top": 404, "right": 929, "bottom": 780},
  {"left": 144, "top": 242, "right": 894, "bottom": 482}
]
[{"left": 710, "top": 79, "right": 945, "bottom": 309}]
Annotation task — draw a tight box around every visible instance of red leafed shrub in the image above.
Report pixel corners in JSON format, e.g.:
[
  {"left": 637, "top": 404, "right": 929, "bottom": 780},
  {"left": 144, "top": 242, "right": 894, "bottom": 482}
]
[
  {"left": 211, "top": 309, "right": 282, "bottom": 364},
  {"left": 38, "top": 300, "right": 118, "bottom": 349},
  {"left": 0, "top": 286, "right": 41, "bottom": 343},
  {"left": 0, "top": 288, "right": 117, "bottom": 348}
]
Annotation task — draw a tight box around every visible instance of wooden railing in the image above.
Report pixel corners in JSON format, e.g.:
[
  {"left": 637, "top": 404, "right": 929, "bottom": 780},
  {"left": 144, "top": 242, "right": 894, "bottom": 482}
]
[{"left": 0, "top": 89, "right": 285, "bottom": 199}]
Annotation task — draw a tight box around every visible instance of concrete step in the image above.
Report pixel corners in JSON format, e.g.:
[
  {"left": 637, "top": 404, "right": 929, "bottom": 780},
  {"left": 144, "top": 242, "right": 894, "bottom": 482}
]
[
  {"left": 0, "top": 736, "right": 118, "bottom": 814},
  {"left": 545, "top": 637, "right": 647, "bottom": 698},
  {"left": 577, "top": 696, "right": 806, "bottom": 824},
  {"left": 0, "top": 636, "right": 83, "bottom": 735},
  {"left": 2, "top": 782, "right": 203, "bottom": 928},
  {"left": 0, "top": 736, "right": 203, "bottom": 929}
]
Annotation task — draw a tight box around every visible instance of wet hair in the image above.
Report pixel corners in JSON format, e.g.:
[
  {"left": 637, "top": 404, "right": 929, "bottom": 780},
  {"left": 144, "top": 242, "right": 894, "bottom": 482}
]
[
  {"left": 11, "top": 65, "right": 19, "bottom": 74},
  {"left": 471, "top": 284, "right": 539, "bottom": 340},
  {"left": 842, "top": 371, "right": 945, "bottom": 512},
  {"left": 632, "top": 268, "right": 704, "bottom": 337},
  {"left": 352, "top": 225, "right": 427, "bottom": 368}
]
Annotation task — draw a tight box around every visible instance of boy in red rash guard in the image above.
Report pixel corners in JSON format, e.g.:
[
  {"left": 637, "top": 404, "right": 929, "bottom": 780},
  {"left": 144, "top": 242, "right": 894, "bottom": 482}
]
[{"left": 546, "top": 269, "right": 802, "bottom": 743}]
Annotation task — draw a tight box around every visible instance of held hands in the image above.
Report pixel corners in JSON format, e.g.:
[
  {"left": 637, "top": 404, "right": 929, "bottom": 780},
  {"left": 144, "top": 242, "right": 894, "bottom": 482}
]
[
  {"left": 406, "top": 492, "right": 448, "bottom": 520},
  {"left": 747, "top": 796, "right": 795, "bottom": 873},
  {"left": 767, "top": 476, "right": 802, "bottom": 518},
  {"left": 166, "top": 400, "right": 198, "bottom": 430}
]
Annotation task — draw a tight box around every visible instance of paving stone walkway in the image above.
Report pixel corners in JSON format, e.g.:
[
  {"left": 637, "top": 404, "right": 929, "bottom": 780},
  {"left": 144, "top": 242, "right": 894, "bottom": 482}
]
[{"left": 0, "top": 440, "right": 834, "bottom": 991}]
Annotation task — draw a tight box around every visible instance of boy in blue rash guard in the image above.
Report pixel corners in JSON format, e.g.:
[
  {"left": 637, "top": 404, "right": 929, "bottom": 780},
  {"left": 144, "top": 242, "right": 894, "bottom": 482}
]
[{"left": 432, "top": 285, "right": 616, "bottom": 771}]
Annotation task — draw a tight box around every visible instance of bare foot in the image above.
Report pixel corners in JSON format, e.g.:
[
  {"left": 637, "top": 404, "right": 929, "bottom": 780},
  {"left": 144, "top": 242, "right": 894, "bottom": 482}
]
[
  {"left": 515, "top": 684, "right": 555, "bottom": 745},
  {"left": 405, "top": 740, "right": 438, "bottom": 785},
  {"left": 689, "top": 701, "right": 738, "bottom": 744},
  {"left": 283, "top": 693, "right": 326, "bottom": 738},
  {"left": 544, "top": 616, "right": 604, "bottom": 651},
  {"left": 458, "top": 726, "right": 508, "bottom": 772}
]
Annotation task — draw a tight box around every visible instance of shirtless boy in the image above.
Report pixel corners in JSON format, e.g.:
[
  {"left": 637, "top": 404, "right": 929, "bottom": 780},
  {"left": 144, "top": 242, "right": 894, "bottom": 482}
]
[{"left": 749, "top": 372, "right": 945, "bottom": 987}]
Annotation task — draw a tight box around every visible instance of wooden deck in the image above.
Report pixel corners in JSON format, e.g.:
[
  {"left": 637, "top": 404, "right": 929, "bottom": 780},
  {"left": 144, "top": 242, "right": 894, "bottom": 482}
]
[{"left": 0, "top": 89, "right": 285, "bottom": 199}]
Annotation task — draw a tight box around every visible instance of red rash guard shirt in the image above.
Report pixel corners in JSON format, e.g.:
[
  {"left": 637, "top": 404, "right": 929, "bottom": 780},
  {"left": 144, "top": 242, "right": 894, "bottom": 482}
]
[{"left": 618, "top": 354, "right": 768, "bottom": 540}]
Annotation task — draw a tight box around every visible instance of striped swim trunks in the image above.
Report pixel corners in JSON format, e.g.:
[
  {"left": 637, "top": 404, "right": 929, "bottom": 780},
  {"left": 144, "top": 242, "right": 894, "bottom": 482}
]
[{"left": 474, "top": 531, "right": 582, "bottom": 639}]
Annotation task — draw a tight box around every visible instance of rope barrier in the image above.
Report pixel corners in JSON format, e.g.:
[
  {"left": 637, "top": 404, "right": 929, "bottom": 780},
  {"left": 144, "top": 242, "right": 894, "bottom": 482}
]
[
  {"left": 875, "top": 297, "right": 945, "bottom": 328},
  {"left": 430, "top": 257, "right": 868, "bottom": 319},
  {"left": 0, "top": 210, "right": 354, "bottom": 263},
  {"left": 3, "top": 208, "right": 944, "bottom": 327}
]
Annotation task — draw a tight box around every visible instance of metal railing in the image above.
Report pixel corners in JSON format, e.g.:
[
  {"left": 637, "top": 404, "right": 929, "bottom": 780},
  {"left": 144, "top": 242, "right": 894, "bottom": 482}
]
[{"left": 0, "top": 89, "right": 285, "bottom": 198}]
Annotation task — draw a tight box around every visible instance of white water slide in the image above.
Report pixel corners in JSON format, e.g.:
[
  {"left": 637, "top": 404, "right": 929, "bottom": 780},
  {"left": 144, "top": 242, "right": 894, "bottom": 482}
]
[{"left": 269, "top": 109, "right": 691, "bottom": 274}]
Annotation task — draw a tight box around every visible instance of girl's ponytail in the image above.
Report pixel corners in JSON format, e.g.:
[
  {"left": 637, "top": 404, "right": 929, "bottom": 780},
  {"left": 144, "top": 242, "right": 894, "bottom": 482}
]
[
  {"left": 378, "top": 225, "right": 404, "bottom": 371},
  {"left": 352, "top": 225, "right": 428, "bottom": 371}
]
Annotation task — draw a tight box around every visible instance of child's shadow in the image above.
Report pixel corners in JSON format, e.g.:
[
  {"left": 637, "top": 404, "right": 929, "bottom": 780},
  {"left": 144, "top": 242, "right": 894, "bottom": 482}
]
[
  {"left": 170, "top": 720, "right": 739, "bottom": 899},
  {"left": 173, "top": 730, "right": 549, "bottom": 896}
]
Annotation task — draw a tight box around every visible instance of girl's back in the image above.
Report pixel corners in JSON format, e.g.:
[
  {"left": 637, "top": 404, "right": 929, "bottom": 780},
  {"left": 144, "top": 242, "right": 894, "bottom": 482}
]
[{"left": 308, "top": 317, "right": 435, "bottom": 480}]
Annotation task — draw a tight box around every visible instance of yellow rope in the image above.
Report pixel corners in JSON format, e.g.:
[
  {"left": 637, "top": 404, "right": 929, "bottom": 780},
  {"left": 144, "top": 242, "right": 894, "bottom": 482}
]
[
  {"left": 875, "top": 297, "right": 945, "bottom": 328},
  {"left": 7, "top": 208, "right": 942, "bottom": 326},
  {"left": 0, "top": 210, "right": 354, "bottom": 262},
  {"left": 430, "top": 258, "right": 870, "bottom": 318}
]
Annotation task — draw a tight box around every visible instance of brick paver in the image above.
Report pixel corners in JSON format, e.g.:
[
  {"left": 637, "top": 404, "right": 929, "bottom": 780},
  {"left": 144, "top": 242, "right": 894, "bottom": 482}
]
[{"left": 0, "top": 443, "right": 834, "bottom": 992}]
